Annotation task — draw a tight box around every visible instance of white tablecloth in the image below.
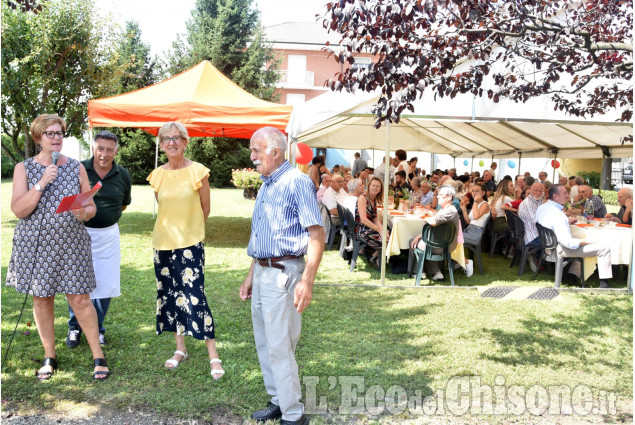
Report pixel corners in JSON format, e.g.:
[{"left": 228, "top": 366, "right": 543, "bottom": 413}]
[
  {"left": 569, "top": 224, "right": 633, "bottom": 280},
  {"left": 385, "top": 212, "right": 466, "bottom": 267}
]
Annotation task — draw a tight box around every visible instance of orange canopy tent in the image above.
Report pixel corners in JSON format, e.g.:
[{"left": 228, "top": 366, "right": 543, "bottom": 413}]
[{"left": 87, "top": 60, "right": 292, "bottom": 138}]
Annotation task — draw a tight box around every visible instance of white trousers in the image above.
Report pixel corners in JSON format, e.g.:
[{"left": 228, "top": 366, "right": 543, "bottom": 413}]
[
  {"left": 558, "top": 242, "right": 613, "bottom": 280},
  {"left": 251, "top": 258, "right": 305, "bottom": 421}
]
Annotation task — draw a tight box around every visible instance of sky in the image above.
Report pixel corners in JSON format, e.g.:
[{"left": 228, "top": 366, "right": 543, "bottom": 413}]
[{"left": 97, "top": 0, "right": 329, "bottom": 57}]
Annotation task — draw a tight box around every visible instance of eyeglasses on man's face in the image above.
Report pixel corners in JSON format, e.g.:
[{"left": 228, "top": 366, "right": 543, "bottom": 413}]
[
  {"left": 161, "top": 136, "right": 183, "bottom": 144},
  {"left": 43, "top": 131, "right": 65, "bottom": 139}
]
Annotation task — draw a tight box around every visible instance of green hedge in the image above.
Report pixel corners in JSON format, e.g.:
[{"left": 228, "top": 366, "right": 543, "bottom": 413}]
[
  {"left": 578, "top": 171, "right": 601, "bottom": 189},
  {"left": 114, "top": 129, "right": 163, "bottom": 184},
  {"left": 1, "top": 130, "right": 252, "bottom": 187},
  {"left": 185, "top": 137, "right": 252, "bottom": 188},
  {"left": 595, "top": 189, "right": 618, "bottom": 206},
  {"left": 114, "top": 131, "right": 252, "bottom": 187}
]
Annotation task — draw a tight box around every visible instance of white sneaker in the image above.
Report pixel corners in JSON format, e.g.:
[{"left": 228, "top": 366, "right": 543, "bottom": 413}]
[
  {"left": 464, "top": 260, "right": 474, "bottom": 277},
  {"left": 419, "top": 273, "right": 427, "bottom": 280},
  {"left": 431, "top": 271, "right": 444, "bottom": 281}
]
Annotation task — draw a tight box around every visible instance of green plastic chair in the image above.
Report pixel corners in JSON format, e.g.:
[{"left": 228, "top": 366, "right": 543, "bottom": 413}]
[{"left": 413, "top": 222, "right": 458, "bottom": 286}]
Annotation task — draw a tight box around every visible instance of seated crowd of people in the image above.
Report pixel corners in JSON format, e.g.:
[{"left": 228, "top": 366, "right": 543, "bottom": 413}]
[{"left": 309, "top": 152, "right": 632, "bottom": 287}]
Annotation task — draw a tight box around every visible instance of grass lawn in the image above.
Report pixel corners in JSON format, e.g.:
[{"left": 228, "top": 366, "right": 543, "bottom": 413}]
[{"left": 1, "top": 181, "right": 632, "bottom": 424}]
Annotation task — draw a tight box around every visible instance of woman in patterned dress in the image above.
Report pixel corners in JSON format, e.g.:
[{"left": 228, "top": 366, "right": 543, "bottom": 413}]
[
  {"left": 147, "top": 122, "right": 224, "bottom": 380},
  {"left": 7, "top": 114, "right": 109, "bottom": 381},
  {"left": 355, "top": 177, "right": 387, "bottom": 268}
]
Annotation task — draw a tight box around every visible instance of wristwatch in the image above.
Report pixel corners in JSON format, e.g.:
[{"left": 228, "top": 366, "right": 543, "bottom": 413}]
[{"left": 34, "top": 183, "right": 45, "bottom": 192}]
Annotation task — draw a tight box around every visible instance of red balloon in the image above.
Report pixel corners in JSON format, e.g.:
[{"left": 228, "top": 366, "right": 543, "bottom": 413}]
[
  {"left": 295, "top": 143, "right": 313, "bottom": 165},
  {"left": 551, "top": 159, "right": 560, "bottom": 169}
]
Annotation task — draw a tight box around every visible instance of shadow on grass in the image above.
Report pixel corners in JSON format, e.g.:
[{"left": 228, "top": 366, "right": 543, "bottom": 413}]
[
  {"left": 301, "top": 286, "right": 440, "bottom": 408},
  {"left": 1, "top": 261, "right": 443, "bottom": 420},
  {"left": 481, "top": 295, "right": 633, "bottom": 371}
]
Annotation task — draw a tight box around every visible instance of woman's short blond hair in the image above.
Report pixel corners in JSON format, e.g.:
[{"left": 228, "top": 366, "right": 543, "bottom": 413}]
[
  {"left": 158, "top": 122, "right": 189, "bottom": 142},
  {"left": 30, "top": 114, "right": 66, "bottom": 143}
]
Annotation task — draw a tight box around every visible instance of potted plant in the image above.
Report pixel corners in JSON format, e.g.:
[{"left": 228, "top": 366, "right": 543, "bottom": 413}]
[{"left": 231, "top": 168, "right": 263, "bottom": 199}]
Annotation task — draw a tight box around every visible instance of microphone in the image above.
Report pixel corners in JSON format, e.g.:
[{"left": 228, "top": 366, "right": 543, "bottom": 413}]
[{"left": 52, "top": 151, "right": 60, "bottom": 166}]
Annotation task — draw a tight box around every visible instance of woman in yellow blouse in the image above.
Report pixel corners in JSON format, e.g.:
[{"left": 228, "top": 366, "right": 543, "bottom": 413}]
[{"left": 147, "top": 122, "right": 224, "bottom": 380}]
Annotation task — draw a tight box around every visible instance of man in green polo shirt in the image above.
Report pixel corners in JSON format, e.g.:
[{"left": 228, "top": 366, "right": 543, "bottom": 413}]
[{"left": 66, "top": 130, "right": 132, "bottom": 348}]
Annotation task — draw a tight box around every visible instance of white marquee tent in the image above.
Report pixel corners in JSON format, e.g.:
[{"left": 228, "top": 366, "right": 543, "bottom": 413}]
[
  {"left": 286, "top": 89, "right": 633, "bottom": 283},
  {"left": 286, "top": 89, "right": 633, "bottom": 159}
]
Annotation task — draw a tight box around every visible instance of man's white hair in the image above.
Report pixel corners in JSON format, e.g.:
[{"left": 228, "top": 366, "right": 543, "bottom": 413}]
[
  {"left": 438, "top": 185, "right": 456, "bottom": 197},
  {"left": 348, "top": 178, "right": 361, "bottom": 192},
  {"left": 255, "top": 127, "right": 287, "bottom": 154}
]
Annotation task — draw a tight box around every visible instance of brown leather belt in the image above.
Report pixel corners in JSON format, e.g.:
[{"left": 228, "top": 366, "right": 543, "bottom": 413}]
[{"left": 256, "top": 255, "right": 302, "bottom": 270}]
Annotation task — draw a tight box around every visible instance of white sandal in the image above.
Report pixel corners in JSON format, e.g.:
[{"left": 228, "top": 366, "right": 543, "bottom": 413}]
[
  {"left": 209, "top": 358, "right": 225, "bottom": 380},
  {"left": 165, "top": 350, "right": 188, "bottom": 369}
]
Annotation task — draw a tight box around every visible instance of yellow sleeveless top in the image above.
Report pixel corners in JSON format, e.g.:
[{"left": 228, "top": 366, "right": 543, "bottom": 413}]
[{"left": 147, "top": 162, "right": 210, "bottom": 250}]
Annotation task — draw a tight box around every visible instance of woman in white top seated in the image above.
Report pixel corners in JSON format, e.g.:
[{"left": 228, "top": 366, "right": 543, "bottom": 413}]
[
  {"left": 460, "top": 183, "right": 491, "bottom": 245},
  {"left": 489, "top": 179, "right": 515, "bottom": 233}
]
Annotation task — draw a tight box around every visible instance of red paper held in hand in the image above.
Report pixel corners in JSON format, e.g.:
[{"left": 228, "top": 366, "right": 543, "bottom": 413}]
[{"left": 56, "top": 182, "right": 102, "bottom": 214}]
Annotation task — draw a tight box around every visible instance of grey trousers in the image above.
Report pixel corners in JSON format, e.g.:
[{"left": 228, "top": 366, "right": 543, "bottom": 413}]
[
  {"left": 252, "top": 258, "right": 305, "bottom": 421},
  {"left": 558, "top": 242, "right": 613, "bottom": 279}
]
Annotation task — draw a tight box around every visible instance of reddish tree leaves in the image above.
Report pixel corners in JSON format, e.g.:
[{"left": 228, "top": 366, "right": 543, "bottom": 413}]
[{"left": 320, "top": 0, "right": 633, "bottom": 143}]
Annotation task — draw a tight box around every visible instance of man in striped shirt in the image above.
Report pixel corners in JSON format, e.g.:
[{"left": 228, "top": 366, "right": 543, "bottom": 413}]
[
  {"left": 240, "top": 127, "right": 324, "bottom": 425},
  {"left": 518, "top": 182, "right": 546, "bottom": 271}
]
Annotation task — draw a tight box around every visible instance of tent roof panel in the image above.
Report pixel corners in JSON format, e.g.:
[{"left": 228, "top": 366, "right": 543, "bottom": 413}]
[
  {"left": 88, "top": 61, "right": 292, "bottom": 138},
  {"left": 288, "top": 90, "right": 632, "bottom": 158}
]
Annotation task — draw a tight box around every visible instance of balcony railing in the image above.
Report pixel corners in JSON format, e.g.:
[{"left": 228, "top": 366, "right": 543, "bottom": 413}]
[{"left": 277, "top": 70, "right": 315, "bottom": 87}]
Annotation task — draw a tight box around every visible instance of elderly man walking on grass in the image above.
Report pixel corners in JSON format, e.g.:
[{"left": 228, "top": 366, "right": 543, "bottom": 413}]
[{"left": 240, "top": 127, "right": 324, "bottom": 425}]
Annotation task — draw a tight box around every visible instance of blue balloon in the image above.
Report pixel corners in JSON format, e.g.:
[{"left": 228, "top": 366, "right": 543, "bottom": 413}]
[
  {"left": 463, "top": 159, "right": 469, "bottom": 166},
  {"left": 507, "top": 160, "right": 516, "bottom": 169}
]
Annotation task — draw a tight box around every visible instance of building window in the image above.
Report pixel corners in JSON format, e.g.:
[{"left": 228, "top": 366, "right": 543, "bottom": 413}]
[{"left": 352, "top": 57, "right": 372, "bottom": 70}]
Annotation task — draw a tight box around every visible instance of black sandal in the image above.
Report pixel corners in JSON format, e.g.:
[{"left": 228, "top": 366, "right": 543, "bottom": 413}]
[
  {"left": 35, "top": 357, "right": 58, "bottom": 382},
  {"left": 93, "top": 358, "right": 110, "bottom": 381}
]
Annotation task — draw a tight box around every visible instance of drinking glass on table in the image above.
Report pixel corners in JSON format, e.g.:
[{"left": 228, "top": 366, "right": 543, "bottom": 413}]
[{"left": 584, "top": 202, "right": 594, "bottom": 221}]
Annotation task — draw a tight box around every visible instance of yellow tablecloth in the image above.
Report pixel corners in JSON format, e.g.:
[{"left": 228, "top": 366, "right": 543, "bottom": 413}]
[
  {"left": 569, "top": 224, "right": 633, "bottom": 281},
  {"left": 385, "top": 213, "right": 466, "bottom": 267}
]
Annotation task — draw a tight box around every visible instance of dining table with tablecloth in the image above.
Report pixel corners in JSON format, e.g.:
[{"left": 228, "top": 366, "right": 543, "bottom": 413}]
[
  {"left": 381, "top": 207, "right": 467, "bottom": 268},
  {"left": 569, "top": 220, "right": 633, "bottom": 285}
]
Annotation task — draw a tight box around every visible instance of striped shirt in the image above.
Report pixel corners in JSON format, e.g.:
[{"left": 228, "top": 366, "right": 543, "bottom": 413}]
[
  {"left": 247, "top": 161, "right": 323, "bottom": 259},
  {"left": 518, "top": 196, "right": 544, "bottom": 244}
]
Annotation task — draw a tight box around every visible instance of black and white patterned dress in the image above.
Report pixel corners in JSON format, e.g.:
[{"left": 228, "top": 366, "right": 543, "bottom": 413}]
[{"left": 6, "top": 157, "right": 96, "bottom": 297}]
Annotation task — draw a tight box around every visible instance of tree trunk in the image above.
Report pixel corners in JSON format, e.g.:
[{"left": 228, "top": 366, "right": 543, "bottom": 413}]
[
  {"left": 9, "top": 128, "right": 25, "bottom": 161},
  {"left": 22, "top": 122, "right": 34, "bottom": 158},
  {"left": 1, "top": 142, "right": 18, "bottom": 164}
]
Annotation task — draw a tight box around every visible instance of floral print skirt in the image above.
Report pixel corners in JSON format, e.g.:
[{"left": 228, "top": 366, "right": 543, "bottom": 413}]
[{"left": 154, "top": 242, "right": 215, "bottom": 340}]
